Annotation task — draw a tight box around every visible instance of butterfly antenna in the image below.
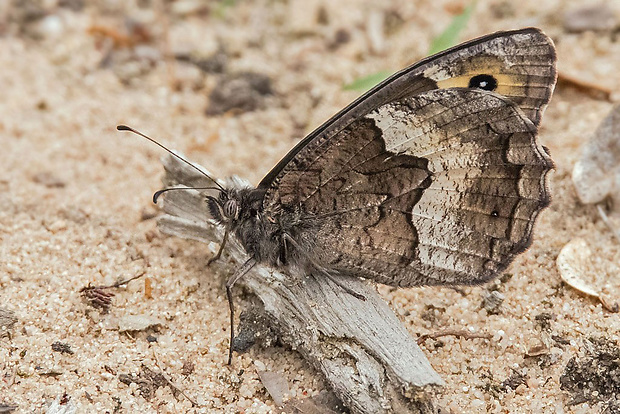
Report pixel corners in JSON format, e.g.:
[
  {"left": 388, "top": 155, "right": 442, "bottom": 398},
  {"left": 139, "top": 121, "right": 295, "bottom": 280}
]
[
  {"left": 152, "top": 186, "right": 221, "bottom": 203},
  {"left": 117, "top": 125, "right": 225, "bottom": 192}
]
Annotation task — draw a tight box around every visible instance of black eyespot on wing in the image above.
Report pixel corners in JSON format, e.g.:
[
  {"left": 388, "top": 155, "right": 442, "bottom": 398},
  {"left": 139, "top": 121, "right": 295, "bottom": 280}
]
[
  {"left": 469, "top": 74, "right": 497, "bottom": 91},
  {"left": 491, "top": 210, "right": 499, "bottom": 218}
]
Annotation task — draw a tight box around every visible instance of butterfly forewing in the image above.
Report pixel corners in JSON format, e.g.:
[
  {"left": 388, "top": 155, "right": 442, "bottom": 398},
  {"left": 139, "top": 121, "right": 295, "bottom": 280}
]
[
  {"left": 420, "top": 30, "right": 556, "bottom": 127},
  {"left": 258, "top": 27, "right": 556, "bottom": 189}
]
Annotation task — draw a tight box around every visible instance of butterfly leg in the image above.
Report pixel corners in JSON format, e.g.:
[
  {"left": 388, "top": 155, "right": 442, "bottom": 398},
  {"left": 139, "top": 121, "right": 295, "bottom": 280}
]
[
  {"left": 226, "top": 257, "right": 256, "bottom": 365},
  {"left": 208, "top": 230, "right": 229, "bottom": 266},
  {"left": 320, "top": 270, "right": 367, "bottom": 301},
  {"left": 282, "top": 234, "right": 366, "bottom": 301},
  {"left": 321, "top": 270, "right": 366, "bottom": 301}
]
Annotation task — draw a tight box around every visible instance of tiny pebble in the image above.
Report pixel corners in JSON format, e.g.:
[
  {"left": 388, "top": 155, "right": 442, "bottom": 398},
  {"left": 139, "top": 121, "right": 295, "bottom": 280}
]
[{"left": 254, "top": 360, "right": 266, "bottom": 371}]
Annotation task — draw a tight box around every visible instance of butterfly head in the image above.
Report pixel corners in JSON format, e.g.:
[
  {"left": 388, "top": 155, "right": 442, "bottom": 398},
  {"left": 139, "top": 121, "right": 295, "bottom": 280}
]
[
  {"left": 206, "top": 187, "right": 265, "bottom": 228},
  {"left": 207, "top": 190, "right": 240, "bottom": 224}
]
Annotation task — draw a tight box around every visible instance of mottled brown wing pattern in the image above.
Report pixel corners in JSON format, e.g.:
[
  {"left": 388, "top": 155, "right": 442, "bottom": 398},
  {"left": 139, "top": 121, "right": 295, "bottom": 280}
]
[
  {"left": 265, "top": 88, "right": 552, "bottom": 287},
  {"left": 258, "top": 28, "right": 556, "bottom": 189}
]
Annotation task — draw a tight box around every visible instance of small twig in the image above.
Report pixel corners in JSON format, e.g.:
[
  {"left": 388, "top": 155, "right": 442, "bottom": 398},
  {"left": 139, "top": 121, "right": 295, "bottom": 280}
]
[
  {"left": 80, "top": 272, "right": 146, "bottom": 292},
  {"left": 153, "top": 352, "right": 199, "bottom": 407},
  {"left": 417, "top": 329, "right": 492, "bottom": 345},
  {"left": 107, "top": 272, "right": 147, "bottom": 289},
  {"left": 557, "top": 71, "right": 612, "bottom": 101}
]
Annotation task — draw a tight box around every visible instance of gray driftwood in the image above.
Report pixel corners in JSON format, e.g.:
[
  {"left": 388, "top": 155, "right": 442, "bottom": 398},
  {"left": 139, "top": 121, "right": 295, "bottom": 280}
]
[{"left": 157, "top": 154, "right": 444, "bottom": 414}]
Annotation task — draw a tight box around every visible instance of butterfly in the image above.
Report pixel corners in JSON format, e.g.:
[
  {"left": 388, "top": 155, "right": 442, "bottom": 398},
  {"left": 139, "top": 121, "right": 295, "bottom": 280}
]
[{"left": 119, "top": 27, "right": 556, "bottom": 364}]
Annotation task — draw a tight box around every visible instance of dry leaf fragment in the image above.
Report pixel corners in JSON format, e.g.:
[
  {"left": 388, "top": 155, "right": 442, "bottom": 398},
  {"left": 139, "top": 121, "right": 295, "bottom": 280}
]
[
  {"left": 556, "top": 238, "right": 618, "bottom": 312},
  {"left": 571, "top": 102, "right": 620, "bottom": 245},
  {"left": 36, "top": 366, "right": 63, "bottom": 377},
  {"left": 557, "top": 238, "right": 597, "bottom": 295},
  {"left": 572, "top": 104, "right": 620, "bottom": 205}
]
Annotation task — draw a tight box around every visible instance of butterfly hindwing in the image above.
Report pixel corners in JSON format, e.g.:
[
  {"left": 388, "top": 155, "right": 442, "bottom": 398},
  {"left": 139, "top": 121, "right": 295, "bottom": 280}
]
[{"left": 264, "top": 88, "right": 552, "bottom": 286}]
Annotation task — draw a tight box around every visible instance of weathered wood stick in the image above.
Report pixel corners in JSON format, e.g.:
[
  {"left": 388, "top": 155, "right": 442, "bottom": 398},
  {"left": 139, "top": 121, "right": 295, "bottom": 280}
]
[{"left": 157, "top": 154, "right": 444, "bottom": 414}]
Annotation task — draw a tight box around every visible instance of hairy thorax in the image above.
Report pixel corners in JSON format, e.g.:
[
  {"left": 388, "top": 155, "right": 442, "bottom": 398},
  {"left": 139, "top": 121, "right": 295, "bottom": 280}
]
[{"left": 227, "top": 187, "right": 321, "bottom": 272}]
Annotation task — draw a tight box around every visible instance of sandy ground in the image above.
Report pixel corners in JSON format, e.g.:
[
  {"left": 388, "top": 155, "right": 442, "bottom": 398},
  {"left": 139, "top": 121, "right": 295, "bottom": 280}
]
[{"left": 1, "top": 0, "right": 620, "bottom": 413}]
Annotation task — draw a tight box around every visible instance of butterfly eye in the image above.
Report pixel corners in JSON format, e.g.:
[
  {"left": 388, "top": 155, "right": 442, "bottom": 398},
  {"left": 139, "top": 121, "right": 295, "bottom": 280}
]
[
  {"left": 223, "top": 199, "right": 238, "bottom": 219},
  {"left": 469, "top": 74, "right": 498, "bottom": 91}
]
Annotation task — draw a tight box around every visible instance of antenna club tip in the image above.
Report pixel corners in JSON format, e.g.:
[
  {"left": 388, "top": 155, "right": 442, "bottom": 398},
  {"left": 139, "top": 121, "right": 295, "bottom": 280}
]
[
  {"left": 117, "top": 125, "right": 130, "bottom": 131},
  {"left": 152, "top": 190, "right": 163, "bottom": 204}
]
